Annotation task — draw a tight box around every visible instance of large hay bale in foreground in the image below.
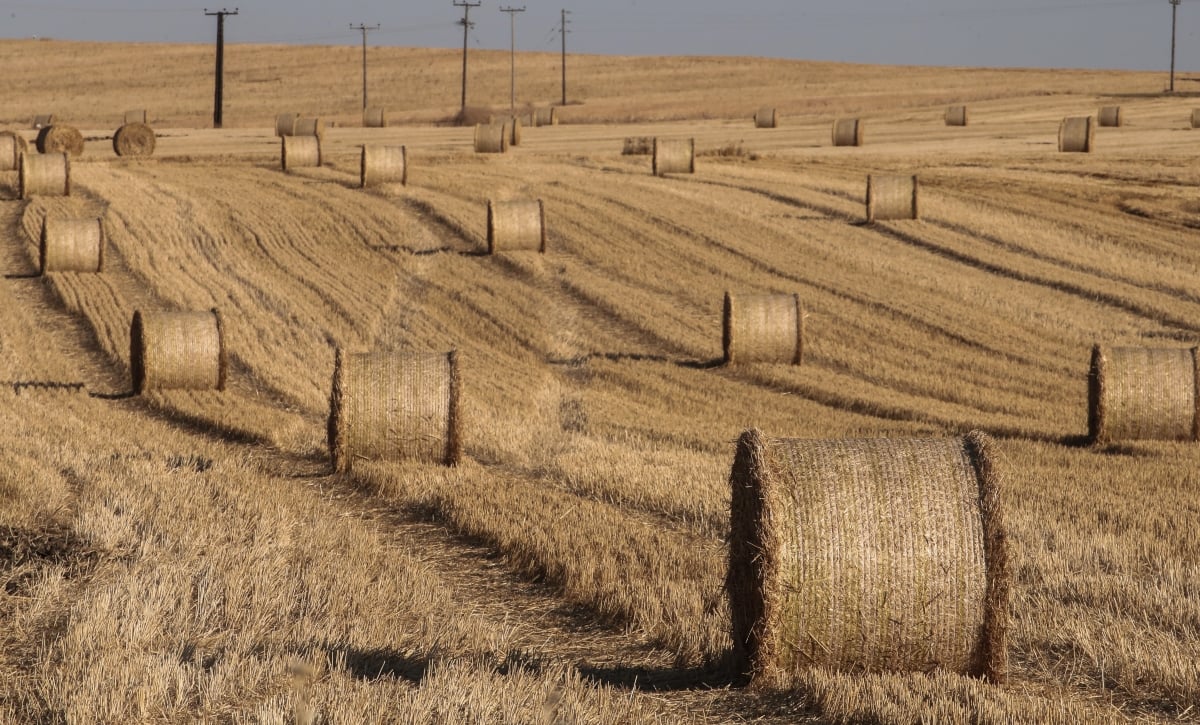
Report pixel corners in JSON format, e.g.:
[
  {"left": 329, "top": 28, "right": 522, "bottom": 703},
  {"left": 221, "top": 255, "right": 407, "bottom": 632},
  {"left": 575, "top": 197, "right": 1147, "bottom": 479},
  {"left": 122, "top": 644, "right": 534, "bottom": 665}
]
[
  {"left": 866, "top": 174, "right": 919, "bottom": 222},
  {"left": 40, "top": 217, "right": 104, "bottom": 273},
  {"left": 19, "top": 153, "right": 70, "bottom": 198},
  {"left": 292, "top": 117, "right": 325, "bottom": 138},
  {"left": 1088, "top": 344, "right": 1199, "bottom": 443},
  {"left": 124, "top": 110, "right": 147, "bottom": 124},
  {"left": 652, "top": 138, "right": 695, "bottom": 176},
  {"left": 722, "top": 292, "right": 803, "bottom": 365},
  {"left": 727, "top": 429, "right": 1009, "bottom": 688},
  {"left": 282, "top": 135, "right": 321, "bottom": 170},
  {"left": 622, "top": 137, "right": 653, "bottom": 155},
  {"left": 832, "top": 118, "right": 863, "bottom": 146},
  {"left": 35, "top": 125, "right": 84, "bottom": 157},
  {"left": 0, "top": 131, "right": 28, "bottom": 171},
  {"left": 327, "top": 349, "right": 462, "bottom": 470},
  {"left": 1097, "top": 106, "right": 1123, "bottom": 128},
  {"left": 32, "top": 114, "right": 55, "bottom": 130},
  {"left": 1058, "top": 116, "right": 1094, "bottom": 153},
  {"left": 474, "top": 123, "right": 509, "bottom": 153},
  {"left": 754, "top": 107, "right": 778, "bottom": 129},
  {"left": 364, "top": 107, "right": 387, "bottom": 128},
  {"left": 130, "top": 309, "right": 227, "bottom": 394},
  {"left": 275, "top": 112, "right": 299, "bottom": 137},
  {"left": 487, "top": 199, "right": 546, "bottom": 254},
  {"left": 360, "top": 145, "right": 407, "bottom": 188},
  {"left": 112, "top": 123, "right": 156, "bottom": 157},
  {"left": 945, "top": 105, "right": 968, "bottom": 126}
]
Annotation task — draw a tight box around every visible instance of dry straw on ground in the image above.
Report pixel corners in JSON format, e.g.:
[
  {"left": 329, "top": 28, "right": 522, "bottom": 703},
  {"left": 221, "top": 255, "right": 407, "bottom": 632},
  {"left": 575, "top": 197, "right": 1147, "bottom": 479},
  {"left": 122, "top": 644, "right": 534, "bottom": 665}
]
[
  {"left": 40, "top": 216, "right": 104, "bottom": 274},
  {"left": 292, "top": 117, "right": 325, "bottom": 138},
  {"left": 31, "top": 113, "right": 55, "bottom": 129},
  {"left": 945, "top": 105, "right": 968, "bottom": 126},
  {"left": 0, "top": 130, "right": 28, "bottom": 171},
  {"left": 754, "top": 107, "right": 778, "bottom": 128},
  {"left": 327, "top": 348, "right": 462, "bottom": 471},
  {"left": 112, "top": 122, "right": 156, "bottom": 157},
  {"left": 474, "top": 123, "right": 509, "bottom": 153},
  {"left": 727, "top": 429, "right": 1009, "bottom": 688},
  {"left": 360, "top": 145, "right": 407, "bottom": 188},
  {"left": 282, "top": 135, "right": 321, "bottom": 170},
  {"left": 1097, "top": 106, "right": 1123, "bottom": 128},
  {"left": 622, "top": 136, "right": 653, "bottom": 155},
  {"left": 275, "top": 112, "right": 298, "bottom": 137},
  {"left": 866, "top": 174, "right": 920, "bottom": 222},
  {"left": 487, "top": 199, "right": 546, "bottom": 254},
  {"left": 722, "top": 292, "right": 803, "bottom": 365},
  {"left": 123, "top": 109, "right": 147, "bottom": 124},
  {"left": 35, "top": 124, "right": 84, "bottom": 156},
  {"left": 1087, "top": 344, "right": 1200, "bottom": 444},
  {"left": 18, "top": 152, "right": 70, "bottom": 198},
  {"left": 130, "top": 309, "right": 227, "bottom": 394},
  {"left": 363, "top": 107, "right": 387, "bottom": 128},
  {"left": 652, "top": 138, "right": 695, "bottom": 176},
  {"left": 832, "top": 118, "right": 864, "bottom": 146},
  {"left": 1058, "top": 116, "right": 1094, "bottom": 152}
]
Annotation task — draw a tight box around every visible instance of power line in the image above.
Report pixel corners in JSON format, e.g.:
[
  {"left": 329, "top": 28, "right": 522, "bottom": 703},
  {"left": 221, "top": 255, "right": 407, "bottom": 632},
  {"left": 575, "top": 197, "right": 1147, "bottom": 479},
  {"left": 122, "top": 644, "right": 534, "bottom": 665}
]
[
  {"left": 350, "top": 22, "right": 380, "bottom": 110},
  {"left": 453, "top": 1, "right": 481, "bottom": 117},
  {"left": 204, "top": 7, "right": 237, "bottom": 129},
  {"left": 559, "top": 9, "right": 570, "bottom": 107}
]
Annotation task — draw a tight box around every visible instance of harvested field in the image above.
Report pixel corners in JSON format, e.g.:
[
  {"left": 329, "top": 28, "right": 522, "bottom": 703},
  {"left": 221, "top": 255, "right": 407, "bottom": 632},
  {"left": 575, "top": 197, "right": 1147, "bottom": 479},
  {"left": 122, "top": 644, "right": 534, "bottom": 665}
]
[{"left": 0, "top": 38, "right": 1197, "bottom": 723}]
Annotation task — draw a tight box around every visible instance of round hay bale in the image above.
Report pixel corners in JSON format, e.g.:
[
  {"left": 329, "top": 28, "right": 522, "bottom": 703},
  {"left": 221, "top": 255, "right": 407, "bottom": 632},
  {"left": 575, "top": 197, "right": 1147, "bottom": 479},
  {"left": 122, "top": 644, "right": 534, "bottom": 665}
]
[
  {"left": 35, "top": 125, "right": 84, "bottom": 157},
  {"left": 32, "top": 114, "right": 55, "bottom": 130},
  {"left": 1097, "top": 106, "right": 1123, "bottom": 128},
  {"left": 1087, "top": 344, "right": 1199, "bottom": 444},
  {"left": 945, "top": 105, "right": 968, "bottom": 126},
  {"left": 327, "top": 349, "right": 462, "bottom": 470},
  {"left": 364, "top": 107, "right": 387, "bottom": 128},
  {"left": 130, "top": 309, "right": 227, "bottom": 394},
  {"left": 722, "top": 292, "right": 803, "bottom": 365},
  {"left": 112, "top": 123, "right": 156, "bottom": 157},
  {"left": 1058, "top": 116, "right": 1094, "bottom": 153},
  {"left": 487, "top": 199, "right": 546, "bottom": 254},
  {"left": 40, "top": 216, "right": 104, "bottom": 274},
  {"left": 123, "top": 110, "right": 147, "bottom": 125},
  {"left": 18, "top": 152, "right": 70, "bottom": 199},
  {"left": 754, "top": 107, "right": 778, "bottom": 129},
  {"left": 727, "top": 429, "right": 1009, "bottom": 687},
  {"left": 832, "top": 118, "right": 863, "bottom": 147},
  {"left": 474, "top": 123, "right": 509, "bottom": 153},
  {"left": 622, "top": 136, "right": 653, "bottom": 155},
  {"left": 1192, "top": 109, "right": 1200, "bottom": 129},
  {"left": 275, "top": 112, "right": 299, "bottom": 137},
  {"left": 866, "top": 174, "right": 919, "bottom": 223},
  {"left": 652, "top": 138, "right": 695, "bottom": 176},
  {"left": 533, "top": 107, "right": 559, "bottom": 127},
  {"left": 360, "top": 144, "right": 407, "bottom": 188},
  {"left": 0, "top": 131, "right": 28, "bottom": 171},
  {"left": 282, "top": 135, "right": 321, "bottom": 170},
  {"left": 292, "top": 117, "right": 325, "bottom": 138},
  {"left": 508, "top": 115, "right": 523, "bottom": 146}
]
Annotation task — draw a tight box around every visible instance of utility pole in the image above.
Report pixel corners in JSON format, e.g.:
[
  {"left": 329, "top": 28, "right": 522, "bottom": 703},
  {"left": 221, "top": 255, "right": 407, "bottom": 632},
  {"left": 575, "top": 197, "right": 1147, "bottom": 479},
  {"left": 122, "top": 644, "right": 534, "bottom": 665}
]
[
  {"left": 1170, "top": 0, "right": 1182, "bottom": 93},
  {"left": 500, "top": 6, "right": 525, "bottom": 113},
  {"left": 559, "top": 9, "right": 571, "bottom": 106},
  {"left": 454, "top": 1, "right": 482, "bottom": 118},
  {"left": 350, "top": 23, "right": 380, "bottom": 109},
  {"left": 205, "top": 8, "right": 238, "bottom": 129}
]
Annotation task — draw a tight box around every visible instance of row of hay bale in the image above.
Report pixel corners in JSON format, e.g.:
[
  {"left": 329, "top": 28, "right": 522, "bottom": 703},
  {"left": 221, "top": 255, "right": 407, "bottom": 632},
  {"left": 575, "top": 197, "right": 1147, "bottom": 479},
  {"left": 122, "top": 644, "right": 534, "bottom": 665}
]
[
  {"left": 750, "top": 104, "right": 1134, "bottom": 129},
  {"left": 2, "top": 122, "right": 155, "bottom": 165}
]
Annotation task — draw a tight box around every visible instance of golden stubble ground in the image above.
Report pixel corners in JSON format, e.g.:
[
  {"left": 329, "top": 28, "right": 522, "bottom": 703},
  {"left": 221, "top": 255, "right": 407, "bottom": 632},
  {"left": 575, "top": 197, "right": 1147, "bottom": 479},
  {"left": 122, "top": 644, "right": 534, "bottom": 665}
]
[{"left": 0, "top": 39, "right": 1197, "bottom": 723}]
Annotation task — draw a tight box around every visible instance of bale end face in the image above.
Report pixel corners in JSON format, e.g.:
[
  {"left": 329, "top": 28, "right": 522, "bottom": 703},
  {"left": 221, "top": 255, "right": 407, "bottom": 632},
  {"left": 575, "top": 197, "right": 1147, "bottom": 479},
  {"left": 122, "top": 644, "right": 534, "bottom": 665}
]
[
  {"left": 35, "top": 125, "right": 84, "bottom": 157},
  {"left": 113, "top": 123, "right": 156, "bottom": 157}
]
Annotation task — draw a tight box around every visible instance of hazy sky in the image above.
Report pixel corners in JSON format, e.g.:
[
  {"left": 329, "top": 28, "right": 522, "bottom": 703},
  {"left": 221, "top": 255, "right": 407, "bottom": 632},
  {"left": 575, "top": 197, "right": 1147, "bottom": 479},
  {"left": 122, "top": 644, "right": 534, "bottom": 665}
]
[{"left": 0, "top": 1, "right": 1194, "bottom": 72}]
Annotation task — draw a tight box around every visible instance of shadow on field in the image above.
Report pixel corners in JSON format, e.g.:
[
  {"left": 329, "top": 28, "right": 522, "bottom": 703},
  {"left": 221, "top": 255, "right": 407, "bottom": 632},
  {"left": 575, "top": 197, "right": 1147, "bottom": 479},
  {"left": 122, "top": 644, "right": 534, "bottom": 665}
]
[
  {"left": 336, "top": 646, "right": 432, "bottom": 684},
  {"left": 547, "top": 352, "right": 724, "bottom": 369},
  {"left": 577, "top": 659, "right": 743, "bottom": 692}
]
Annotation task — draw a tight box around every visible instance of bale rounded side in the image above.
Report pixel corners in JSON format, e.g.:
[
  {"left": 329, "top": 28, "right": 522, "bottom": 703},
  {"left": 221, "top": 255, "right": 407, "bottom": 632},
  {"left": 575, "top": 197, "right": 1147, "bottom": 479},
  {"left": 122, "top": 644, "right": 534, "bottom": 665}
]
[
  {"left": 40, "top": 216, "right": 104, "bottom": 274},
  {"left": 19, "top": 152, "right": 70, "bottom": 199},
  {"left": 360, "top": 145, "right": 407, "bottom": 188},
  {"left": 1087, "top": 345, "right": 1197, "bottom": 443},
  {"left": 1097, "top": 106, "right": 1123, "bottom": 128},
  {"left": 130, "top": 308, "right": 226, "bottom": 394},
  {"left": 293, "top": 117, "right": 325, "bottom": 138},
  {"left": 832, "top": 118, "right": 863, "bottom": 147},
  {"left": 1058, "top": 116, "right": 1094, "bottom": 153},
  {"left": 275, "top": 112, "right": 299, "bottom": 137},
  {"left": 35, "top": 125, "right": 84, "bottom": 157},
  {"left": 652, "top": 138, "right": 695, "bottom": 176},
  {"left": 722, "top": 292, "right": 803, "bottom": 365},
  {"left": 945, "top": 105, "right": 968, "bottom": 126},
  {"left": 0, "top": 131, "right": 28, "bottom": 171},
  {"left": 113, "top": 123, "right": 156, "bottom": 157},
  {"left": 509, "top": 115, "right": 523, "bottom": 146},
  {"left": 487, "top": 199, "right": 546, "bottom": 254},
  {"left": 124, "top": 110, "right": 148, "bottom": 125},
  {"left": 364, "top": 107, "right": 387, "bottom": 128},
  {"left": 754, "top": 107, "right": 778, "bottom": 129},
  {"left": 1192, "top": 109, "right": 1200, "bottom": 129},
  {"left": 866, "top": 174, "right": 919, "bottom": 222},
  {"left": 282, "top": 135, "right": 321, "bottom": 170},
  {"left": 474, "top": 123, "right": 508, "bottom": 153}
]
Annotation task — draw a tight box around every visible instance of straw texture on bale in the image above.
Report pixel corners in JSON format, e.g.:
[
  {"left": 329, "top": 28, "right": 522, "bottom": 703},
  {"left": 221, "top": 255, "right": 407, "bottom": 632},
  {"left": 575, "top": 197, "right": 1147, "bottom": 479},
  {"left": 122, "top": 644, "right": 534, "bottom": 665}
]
[
  {"left": 130, "top": 309, "right": 227, "bottom": 394},
  {"left": 363, "top": 107, "right": 387, "bottom": 128},
  {"left": 123, "top": 110, "right": 147, "bottom": 124},
  {"left": 474, "top": 123, "right": 509, "bottom": 153},
  {"left": 727, "top": 429, "right": 1009, "bottom": 688},
  {"left": 360, "top": 145, "right": 407, "bottom": 188},
  {"left": 40, "top": 217, "right": 104, "bottom": 274},
  {"left": 292, "top": 117, "right": 325, "bottom": 138},
  {"left": 1058, "top": 116, "right": 1094, "bottom": 153},
  {"left": 35, "top": 125, "right": 84, "bottom": 157},
  {"left": 507, "top": 115, "right": 523, "bottom": 146},
  {"left": 945, "top": 105, "right": 968, "bottom": 126},
  {"left": 754, "top": 107, "right": 778, "bottom": 128},
  {"left": 1087, "top": 345, "right": 1200, "bottom": 444},
  {"left": 622, "top": 137, "right": 653, "bottom": 155},
  {"left": 18, "top": 152, "right": 70, "bottom": 199},
  {"left": 652, "top": 138, "right": 695, "bottom": 176},
  {"left": 487, "top": 199, "right": 546, "bottom": 254},
  {"left": 32, "top": 114, "right": 55, "bottom": 129},
  {"left": 327, "top": 349, "right": 462, "bottom": 470},
  {"left": 534, "top": 107, "right": 559, "bottom": 126},
  {"left": 832, "top": 118, "right": 864, "bottom": 146},
  {"left": 282, "top": 135, "right": 321, "bottom": 170},
  {"left": 275, "top": 112, "right": 298, "bottom": 137},
  {"left": 112, "top": 123, "right": 156, "bottom": 157},
  {"left": 1192, "top": 109, "right": 1200, "bottom": 129},
  {"left": 0, "top": 131, "right": 28, "bottom": 171},
  {"left": 1097, "top": 106, "right": 1123, "bottom": 127},
  {"left": 866, "top": 174, "right": 920, "bottom": 222},
  {"left": 722, "top": 292, "right": 803, "bottom": 365}
]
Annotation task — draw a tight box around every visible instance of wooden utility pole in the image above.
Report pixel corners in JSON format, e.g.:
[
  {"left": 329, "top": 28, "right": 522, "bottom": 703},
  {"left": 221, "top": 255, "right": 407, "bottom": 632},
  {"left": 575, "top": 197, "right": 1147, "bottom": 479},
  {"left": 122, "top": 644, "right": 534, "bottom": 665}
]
[
  {"left": 500, "top": 6, "right": 525, "bottom": 113},
  {"left": 1170, "top": 0, "right": 1182, "bottom": 92},
  {"left": 350, "top": 23, "right": 380, "bottom": 109},
  {"left": 454, "top": 1, "right": 482, "bottom": 117},
  {"left": 205, "top": 8, "right": 238, "bottom": 128},
  {"left": 559, "top": 9, "right": 570, "bottom": 106}
]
